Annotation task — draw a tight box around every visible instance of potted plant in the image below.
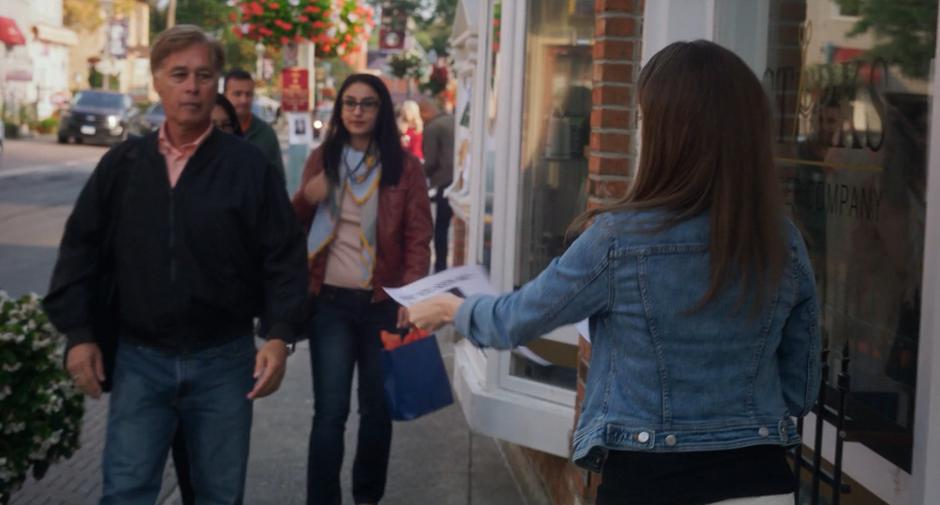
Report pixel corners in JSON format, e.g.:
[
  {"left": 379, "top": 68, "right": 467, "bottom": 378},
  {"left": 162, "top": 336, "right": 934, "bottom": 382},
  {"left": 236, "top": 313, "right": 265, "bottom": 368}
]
[{"left": 0, "top": 292, "right": 84, "bottom": 505}]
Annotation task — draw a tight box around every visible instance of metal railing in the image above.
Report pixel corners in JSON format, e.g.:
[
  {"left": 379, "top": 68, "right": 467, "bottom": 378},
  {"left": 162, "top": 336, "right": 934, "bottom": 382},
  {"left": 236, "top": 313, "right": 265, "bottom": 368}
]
[{"left": 792, "top": 340, "right": 852, "bottom": 505}]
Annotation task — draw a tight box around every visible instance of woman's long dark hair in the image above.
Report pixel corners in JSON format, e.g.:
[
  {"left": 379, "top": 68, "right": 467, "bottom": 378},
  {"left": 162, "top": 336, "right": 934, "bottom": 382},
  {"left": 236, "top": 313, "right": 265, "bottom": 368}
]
[
  {"left": 215, "top": 94, "right": 243, "bottom": 136},
  {"left": 322, "top": 74, "right": 404, "bottom": 186},
  {"left": 570, "top": 40, "right": 787, "bottom": 311}
]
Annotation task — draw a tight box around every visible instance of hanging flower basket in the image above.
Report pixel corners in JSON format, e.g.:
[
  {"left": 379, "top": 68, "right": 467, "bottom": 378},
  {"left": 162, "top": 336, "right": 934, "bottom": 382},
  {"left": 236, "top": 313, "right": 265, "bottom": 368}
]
[
  {"left": 232, "top": 0, "right": 375, "bottom": 58},
  {"left": 0, "top": 292, "right": 84, "bottom": 505},
  {"left": 388, "top": 48, "right": 427, "bottom": 80}
]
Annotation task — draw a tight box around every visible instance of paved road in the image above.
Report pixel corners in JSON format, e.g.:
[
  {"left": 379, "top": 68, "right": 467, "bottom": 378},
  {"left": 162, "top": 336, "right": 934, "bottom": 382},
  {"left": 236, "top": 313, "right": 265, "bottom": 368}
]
[{"left": 1, "top": 138, "right": 528, "bottom": 505}]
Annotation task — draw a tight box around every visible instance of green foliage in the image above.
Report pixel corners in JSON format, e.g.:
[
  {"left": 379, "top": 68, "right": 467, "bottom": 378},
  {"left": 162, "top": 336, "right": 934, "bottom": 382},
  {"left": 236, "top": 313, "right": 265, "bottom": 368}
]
[
  {"left": 88, "top": 67, "right": 103, "bottom": 89},
  {"left": 29, "top": 118, "right": 59, "bottom": 134},
  {"left": 834, "top": 0, "right": 937, "bottom": 79},
  {"left": 0, "top": 293, "right": 84, "bottom": 505}
]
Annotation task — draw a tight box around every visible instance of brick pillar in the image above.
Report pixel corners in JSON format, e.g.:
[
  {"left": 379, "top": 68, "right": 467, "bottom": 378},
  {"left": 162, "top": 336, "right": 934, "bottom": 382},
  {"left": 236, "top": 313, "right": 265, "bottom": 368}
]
[{"left": 573, "top": 0, "right": 645, "bottom": 501}]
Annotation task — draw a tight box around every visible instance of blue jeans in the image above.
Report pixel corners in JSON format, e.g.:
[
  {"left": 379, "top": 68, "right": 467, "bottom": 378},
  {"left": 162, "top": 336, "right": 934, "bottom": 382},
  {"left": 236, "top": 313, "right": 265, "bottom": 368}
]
[
  {"left": 101, "top": 336, "right": 255, "bottom": 505},
  {"left": 306, "top": 287, "right": 397, "bottom": 505}
]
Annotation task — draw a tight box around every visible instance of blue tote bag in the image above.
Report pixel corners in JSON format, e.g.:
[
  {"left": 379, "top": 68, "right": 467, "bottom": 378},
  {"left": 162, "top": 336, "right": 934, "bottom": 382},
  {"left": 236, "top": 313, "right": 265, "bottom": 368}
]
[{"left": 380, "top": 329, "right": 455, "bottom": 421}]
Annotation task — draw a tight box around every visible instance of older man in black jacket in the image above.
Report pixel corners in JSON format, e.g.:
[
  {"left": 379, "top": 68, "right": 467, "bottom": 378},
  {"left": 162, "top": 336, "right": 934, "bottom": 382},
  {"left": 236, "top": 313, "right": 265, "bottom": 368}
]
[{"left": 43, "top": 25, "right": 307, "bottom": 505}]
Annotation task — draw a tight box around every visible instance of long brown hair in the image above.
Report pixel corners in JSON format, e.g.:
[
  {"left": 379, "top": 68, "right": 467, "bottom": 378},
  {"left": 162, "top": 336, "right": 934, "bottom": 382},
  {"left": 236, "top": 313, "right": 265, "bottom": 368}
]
[{"left": 571, "top": 40, "right": 787, "bottom": 310}]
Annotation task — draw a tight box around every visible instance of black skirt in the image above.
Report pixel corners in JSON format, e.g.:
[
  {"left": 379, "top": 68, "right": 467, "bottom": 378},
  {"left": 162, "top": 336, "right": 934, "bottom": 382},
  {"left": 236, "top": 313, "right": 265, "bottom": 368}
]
[{"left": 596, "top": 445, "right": 796, "bottom": 505}]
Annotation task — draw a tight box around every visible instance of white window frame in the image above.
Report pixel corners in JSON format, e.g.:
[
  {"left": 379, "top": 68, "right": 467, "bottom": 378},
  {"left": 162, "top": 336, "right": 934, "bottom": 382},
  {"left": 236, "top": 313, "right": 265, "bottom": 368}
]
[
  {"left": 493, "top": 0, "right": 580, "bottom": 407},
  {"left": 643, "top": 1, "right": 940, "bottom": 503},
  {"left": 450, "top": 0, "right": 579, "bottom": 458}
]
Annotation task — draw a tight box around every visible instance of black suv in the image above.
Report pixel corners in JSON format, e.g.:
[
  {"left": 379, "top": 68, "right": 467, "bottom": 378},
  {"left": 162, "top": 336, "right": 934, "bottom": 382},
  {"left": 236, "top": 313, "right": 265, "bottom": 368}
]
[{"left": 58, "top": 90, "right": 138, "bottom": 145}]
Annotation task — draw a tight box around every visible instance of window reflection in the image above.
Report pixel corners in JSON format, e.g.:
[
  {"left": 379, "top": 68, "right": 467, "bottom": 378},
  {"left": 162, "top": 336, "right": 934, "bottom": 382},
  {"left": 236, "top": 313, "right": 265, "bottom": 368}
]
[
  {"left": 508, "top": 0, "right": 594, "bottom": 391},
  {"left": 768, "top": 0, "right": 934, "bottom": 471}
]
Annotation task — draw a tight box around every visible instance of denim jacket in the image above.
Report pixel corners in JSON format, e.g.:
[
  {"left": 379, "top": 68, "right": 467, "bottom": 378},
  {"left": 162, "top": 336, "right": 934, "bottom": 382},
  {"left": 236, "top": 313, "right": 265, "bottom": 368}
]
[{"left": 454, "top": 210, "right": 821, "bottom": 471}]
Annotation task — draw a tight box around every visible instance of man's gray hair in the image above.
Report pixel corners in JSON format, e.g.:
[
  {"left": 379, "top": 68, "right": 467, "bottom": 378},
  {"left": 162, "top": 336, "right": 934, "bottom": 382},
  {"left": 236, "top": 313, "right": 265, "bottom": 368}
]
[{"left": 150, "top": 25, "right": 225, "bottom": 75}]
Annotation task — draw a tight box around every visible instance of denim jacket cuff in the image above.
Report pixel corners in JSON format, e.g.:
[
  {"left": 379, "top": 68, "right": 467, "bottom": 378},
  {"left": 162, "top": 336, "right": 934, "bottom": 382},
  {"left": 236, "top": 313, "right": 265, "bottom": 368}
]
[{"left": 454, "top": 294, "right": 487, "bottom": 348}]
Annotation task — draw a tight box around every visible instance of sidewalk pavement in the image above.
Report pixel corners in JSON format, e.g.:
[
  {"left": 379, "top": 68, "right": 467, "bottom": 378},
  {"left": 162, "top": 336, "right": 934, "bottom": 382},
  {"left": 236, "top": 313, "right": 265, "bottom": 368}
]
[{"left": 11, "top": 333, "right": 529, "bottom": 505}]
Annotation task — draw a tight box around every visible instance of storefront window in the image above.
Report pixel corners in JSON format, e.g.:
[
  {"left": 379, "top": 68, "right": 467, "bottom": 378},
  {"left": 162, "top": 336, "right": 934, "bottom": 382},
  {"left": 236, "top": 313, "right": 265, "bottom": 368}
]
[
  {"left": 507, "top": 0, "right": 594, "bottom": 390},
  {"left": 766, "top": 0, "right": 935, "bottom": 471}
]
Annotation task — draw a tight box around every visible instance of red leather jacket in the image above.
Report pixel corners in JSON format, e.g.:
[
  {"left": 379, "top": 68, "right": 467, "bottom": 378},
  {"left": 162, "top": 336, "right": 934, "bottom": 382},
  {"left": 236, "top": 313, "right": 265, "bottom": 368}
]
[{"left": 292, "top": 145, "right": 432, "bottom": 302}]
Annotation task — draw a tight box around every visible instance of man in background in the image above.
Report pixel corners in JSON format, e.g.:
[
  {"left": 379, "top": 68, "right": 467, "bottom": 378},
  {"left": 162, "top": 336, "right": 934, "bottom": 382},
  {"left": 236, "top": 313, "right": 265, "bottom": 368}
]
[
  {"left": 224, "top": 68, "right": 286, "bottom": 182},
  {"left": 419, "top": 98, "right": 456, "bottom": 273}
]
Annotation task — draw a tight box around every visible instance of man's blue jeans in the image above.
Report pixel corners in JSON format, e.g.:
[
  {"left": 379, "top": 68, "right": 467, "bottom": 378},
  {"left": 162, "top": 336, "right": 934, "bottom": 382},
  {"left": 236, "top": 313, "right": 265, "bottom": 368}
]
[
  {"left": 100, "top": 335, "right": 255, "bottom": 505},
  {"left": 306, "top": 288, "right": 397, "bottom": 505}
]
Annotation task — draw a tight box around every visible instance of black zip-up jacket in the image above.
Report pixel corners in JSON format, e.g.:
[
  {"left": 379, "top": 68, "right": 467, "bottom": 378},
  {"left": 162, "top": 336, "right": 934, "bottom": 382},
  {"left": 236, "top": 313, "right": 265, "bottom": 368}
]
[{"left": 44, "top": 130, "right": 308, "bottom": 352}]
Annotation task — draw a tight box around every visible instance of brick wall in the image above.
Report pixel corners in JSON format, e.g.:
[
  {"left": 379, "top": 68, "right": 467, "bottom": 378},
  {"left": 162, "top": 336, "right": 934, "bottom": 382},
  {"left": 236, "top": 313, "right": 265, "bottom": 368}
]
[{"left": 588, "top": 0, "right": 643, "bottom": 209}]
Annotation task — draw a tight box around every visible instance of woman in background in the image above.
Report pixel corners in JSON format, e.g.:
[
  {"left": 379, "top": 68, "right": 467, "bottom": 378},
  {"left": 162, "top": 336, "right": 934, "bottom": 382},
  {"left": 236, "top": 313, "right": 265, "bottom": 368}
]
[
  {"left": 397, "top": 99, "right": 424, "bottom": 161},
  {"left": 409, "top": 41, "right": 821, "bottom": 505}
]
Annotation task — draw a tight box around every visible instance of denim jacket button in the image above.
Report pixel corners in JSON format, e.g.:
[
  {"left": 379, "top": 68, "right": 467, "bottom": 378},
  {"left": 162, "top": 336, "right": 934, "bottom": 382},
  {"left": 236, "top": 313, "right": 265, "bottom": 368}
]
[
  {"left": 636, "top": 431, "right": 650, "bottom": 443},
  {"left": 664, "top": 434, "right": 677, "bottom": 447},
  {"left": 758, "top": 426, "right": 770, "bottom": 437}
]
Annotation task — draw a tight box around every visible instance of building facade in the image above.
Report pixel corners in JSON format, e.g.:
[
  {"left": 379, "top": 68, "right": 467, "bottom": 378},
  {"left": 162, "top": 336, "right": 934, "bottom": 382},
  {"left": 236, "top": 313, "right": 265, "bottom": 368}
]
[
  {"left": 0, "top": 0, "right": 77, "bottom": 120},
  {"left": 67, "top": 0, "right": 154, "bottom": 102},
  {"left": 449, "top": 0, "right": 940, "bottom": 504}
]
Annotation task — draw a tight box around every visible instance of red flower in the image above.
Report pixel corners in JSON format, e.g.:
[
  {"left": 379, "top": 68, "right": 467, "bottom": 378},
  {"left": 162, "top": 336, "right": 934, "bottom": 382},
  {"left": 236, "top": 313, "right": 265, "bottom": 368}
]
[
  {"left": 322, "top": 44, "right": 332, "bottom": 53},
  {"left": 250, "top": 2, "right": 263, "bottom": 16},
  {"left": 260, "top": 27, "right": 273, "bottom": 36},
  {"left": 280, "top": 36, "right": 289, "bottom": 45},
  {"left": 313, "top": 21, "right": 325, "bottom": 28},
  {"left": 232, "top": 25, "right": 243, "bottom": 37},
  {"left": 268, "top": 2, "right": 280, "bottom": 9},
  {"left": 298, "top": 15, "right": 309, "bottom": 22}
]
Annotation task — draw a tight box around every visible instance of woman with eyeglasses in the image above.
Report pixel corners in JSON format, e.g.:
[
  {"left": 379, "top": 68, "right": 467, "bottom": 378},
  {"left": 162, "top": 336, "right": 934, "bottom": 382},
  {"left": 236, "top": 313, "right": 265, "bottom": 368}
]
[{"left": 292, "top": 74, "right": 432, "bottom": 505}]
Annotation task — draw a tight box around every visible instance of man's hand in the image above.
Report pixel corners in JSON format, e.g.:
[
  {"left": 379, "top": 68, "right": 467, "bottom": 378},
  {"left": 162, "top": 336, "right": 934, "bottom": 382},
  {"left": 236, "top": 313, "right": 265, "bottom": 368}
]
[
  {"left": 66, "top": 342, "right": 105, "bottom": 399},
  {"left": 247, "top": 339, "right": 289, "bottom": 400},
  {"left": 408, "top": 294, "right": 463, "bottom": 332},
  {"left": 302, "top": 173, "right": 330, "bottom": 205}
]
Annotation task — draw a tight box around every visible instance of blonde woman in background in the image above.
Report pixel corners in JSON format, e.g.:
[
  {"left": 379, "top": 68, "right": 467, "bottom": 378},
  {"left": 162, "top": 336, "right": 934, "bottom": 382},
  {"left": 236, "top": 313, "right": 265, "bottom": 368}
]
[{"left": 397, "top": 99, "right": 424, "bottom": 161}]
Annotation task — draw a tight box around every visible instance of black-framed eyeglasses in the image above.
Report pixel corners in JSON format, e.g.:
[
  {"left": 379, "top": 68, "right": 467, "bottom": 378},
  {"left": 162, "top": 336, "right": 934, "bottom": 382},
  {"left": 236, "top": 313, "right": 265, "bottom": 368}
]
[{"left": 342, "top": 98, "right": 380, "bottom": 113}]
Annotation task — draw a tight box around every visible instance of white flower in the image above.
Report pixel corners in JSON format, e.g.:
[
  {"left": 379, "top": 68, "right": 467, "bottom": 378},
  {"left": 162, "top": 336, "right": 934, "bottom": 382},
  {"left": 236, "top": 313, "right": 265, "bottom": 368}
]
[
  {"left": 3, "top": 421, "right": 26, "bottom": 434},
  {"left": 1, "top": 362, "right": 20, "bottom": 373}
]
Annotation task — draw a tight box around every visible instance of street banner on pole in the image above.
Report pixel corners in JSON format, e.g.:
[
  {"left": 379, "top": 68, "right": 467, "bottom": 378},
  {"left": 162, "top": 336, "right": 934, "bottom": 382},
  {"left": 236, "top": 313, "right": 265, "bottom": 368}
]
[{"left": 281, "top": 67, "right": 309, "bottom": 112}]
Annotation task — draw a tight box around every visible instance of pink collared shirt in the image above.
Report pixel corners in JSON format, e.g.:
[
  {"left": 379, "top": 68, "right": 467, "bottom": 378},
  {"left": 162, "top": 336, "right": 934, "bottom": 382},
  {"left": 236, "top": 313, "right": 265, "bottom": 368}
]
[{"left": 158, "top": 122, "right": 213, "bottom": 188}]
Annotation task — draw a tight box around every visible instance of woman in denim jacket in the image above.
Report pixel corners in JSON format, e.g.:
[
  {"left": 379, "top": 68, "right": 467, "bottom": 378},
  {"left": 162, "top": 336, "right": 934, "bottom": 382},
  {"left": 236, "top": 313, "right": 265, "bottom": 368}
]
[{"left": 409, "top": 41, "right": 821, "bottom": 505}]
